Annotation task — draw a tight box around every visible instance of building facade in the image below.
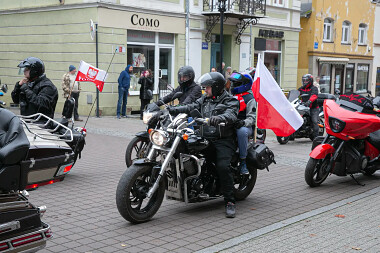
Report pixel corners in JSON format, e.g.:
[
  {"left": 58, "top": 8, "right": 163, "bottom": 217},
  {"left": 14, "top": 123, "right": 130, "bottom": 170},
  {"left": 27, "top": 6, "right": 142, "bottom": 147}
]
[
  {"left": 298, "top": 0, "right": 376, "bottom": 94},
  {"left": 373, "top": 0, "right": 380, "bottom": 95},
  {"left": 0, "top": 0, "right": 300, "bottom": 115}
]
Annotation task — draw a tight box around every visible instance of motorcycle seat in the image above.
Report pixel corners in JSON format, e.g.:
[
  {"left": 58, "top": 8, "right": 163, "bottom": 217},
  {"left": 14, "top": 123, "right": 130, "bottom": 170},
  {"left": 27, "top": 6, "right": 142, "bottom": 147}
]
[
  {"left": 368, "top": 130, "right": 380, "bottom": 151},
  {"left": 0, "top": 109, "right": 30, "bottom": 166}
]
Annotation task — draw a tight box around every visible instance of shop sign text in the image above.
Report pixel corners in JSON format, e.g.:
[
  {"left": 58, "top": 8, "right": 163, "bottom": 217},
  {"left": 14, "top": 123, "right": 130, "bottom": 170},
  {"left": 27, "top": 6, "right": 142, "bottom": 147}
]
[
  {"left": 258, "top": 29, "right": 284, "bottom": 39},
  {"left": 131, "top": 14, "right": 160, "bottom": 28}
]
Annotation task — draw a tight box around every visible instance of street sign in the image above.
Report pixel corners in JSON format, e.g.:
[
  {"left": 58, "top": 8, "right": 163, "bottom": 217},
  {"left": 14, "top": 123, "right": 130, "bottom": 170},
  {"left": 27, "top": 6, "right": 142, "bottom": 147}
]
[
  {"left": 314, "top": 42, "right": 318, "bottom": 49},
  {"left": 202, "top": 42, "right": 208, "bottom": 50}
]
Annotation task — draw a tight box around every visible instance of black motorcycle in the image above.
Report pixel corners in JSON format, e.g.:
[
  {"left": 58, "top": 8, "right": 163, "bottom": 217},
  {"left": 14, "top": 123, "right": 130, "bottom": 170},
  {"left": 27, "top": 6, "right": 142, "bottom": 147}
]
[
  {"left": 276, "top": 90, "right": 328, "bottom": 144},
  {"left": 116, "top": 109, "right": 275, "bottom": 223},
  {"left": 0, "top": 80, "right": 7, "bottom": 108}
]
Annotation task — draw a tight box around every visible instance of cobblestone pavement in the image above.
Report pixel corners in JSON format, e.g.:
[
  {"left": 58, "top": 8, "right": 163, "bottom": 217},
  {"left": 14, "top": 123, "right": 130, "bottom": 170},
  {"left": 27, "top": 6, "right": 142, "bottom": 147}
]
[
  {"left": 221, "top": 190, "right": 380, "bottom": 253},
  {"left": 24, "top": 115, "right": 380, "bottom": 253}
]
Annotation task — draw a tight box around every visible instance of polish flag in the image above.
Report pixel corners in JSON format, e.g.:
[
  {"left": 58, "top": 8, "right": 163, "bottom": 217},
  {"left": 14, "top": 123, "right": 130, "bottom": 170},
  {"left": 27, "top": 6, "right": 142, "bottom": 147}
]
[
  {"left": 252, "top": 55, "right": 303, "bottom": 137},
  {"left": 75, "top": 61, "right": 108, "bottom": 92}
]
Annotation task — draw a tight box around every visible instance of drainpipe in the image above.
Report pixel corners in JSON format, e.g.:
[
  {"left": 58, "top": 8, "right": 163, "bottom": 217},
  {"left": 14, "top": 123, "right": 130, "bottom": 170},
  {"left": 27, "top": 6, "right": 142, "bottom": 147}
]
[
  {"left": 249, "top": 23, "right": 252, "bottom": 67},
  {"left": 185, "top": 0, "right": 190, "bottom": 66}
]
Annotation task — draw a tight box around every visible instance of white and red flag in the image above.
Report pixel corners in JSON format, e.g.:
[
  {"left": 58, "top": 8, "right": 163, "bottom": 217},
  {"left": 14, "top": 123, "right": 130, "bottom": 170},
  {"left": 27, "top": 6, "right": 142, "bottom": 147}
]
[
  {"left": 252, "top": 55, "right": 303, "bottom": 137},
  {"left": 75, "top": 61, "right": 108, "bottom": 92}
]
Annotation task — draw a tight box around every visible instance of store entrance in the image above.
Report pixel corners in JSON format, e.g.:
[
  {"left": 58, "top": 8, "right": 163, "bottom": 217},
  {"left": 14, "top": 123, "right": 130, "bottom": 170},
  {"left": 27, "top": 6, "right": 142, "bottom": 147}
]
[
  {"left": 334, "top": 66, "right": 344, "bottom": 94},
  {"left": 158, "top": 48, "right": 173, "bottom": 98}
]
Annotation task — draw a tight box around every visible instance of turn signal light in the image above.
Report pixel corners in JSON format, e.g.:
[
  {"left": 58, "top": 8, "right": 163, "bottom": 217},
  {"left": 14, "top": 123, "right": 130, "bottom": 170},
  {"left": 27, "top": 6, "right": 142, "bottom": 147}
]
[
  {"left": 63, "top": 164, "right": 73, "bottom": 173},
  {"left": 182, "top": 134, "right": 189, "bottom": 141},
  {"left": 318, "top": 124, "right": 324, "bottom": 128},
  {"left": 148, "top": 128, "right": 153, "bottom": 134}
]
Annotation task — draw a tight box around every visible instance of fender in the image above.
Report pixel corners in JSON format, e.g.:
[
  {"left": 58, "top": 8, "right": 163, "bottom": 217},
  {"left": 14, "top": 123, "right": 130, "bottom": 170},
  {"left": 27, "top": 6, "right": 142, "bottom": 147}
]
[
  {"left": 309, "top": 144, "right": 335, "bottom": 159},
  {"left": 133, "top": 158, "right": 157, "bottom": 166},
  {"left": 135, "top": 131, "right": 149, "bottom": 139}
]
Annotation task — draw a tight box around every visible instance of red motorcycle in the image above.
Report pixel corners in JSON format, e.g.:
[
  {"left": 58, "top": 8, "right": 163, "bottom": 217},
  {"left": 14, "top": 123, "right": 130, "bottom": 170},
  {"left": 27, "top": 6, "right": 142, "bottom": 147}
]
[{"left": 305, "top": 94, "right": 380, "bottom": 187}]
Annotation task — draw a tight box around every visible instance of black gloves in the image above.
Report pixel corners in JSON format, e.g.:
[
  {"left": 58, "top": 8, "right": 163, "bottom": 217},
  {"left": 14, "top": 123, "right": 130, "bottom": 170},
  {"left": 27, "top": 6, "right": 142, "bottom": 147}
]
[
  {"left": 304, "top": 100, "right": 311, "bottom": 107},
  {"left": 209, "top": 116, "right": 223, "bottom": 126},
  {"left": 155, "top": 100, "right": 165, "bottom": 106},
  {"left": 234, "top": 120, "right": 245, "bottom": 129},
  {"left": 167, "top": 106, "right": 179, "bottom": 115}
]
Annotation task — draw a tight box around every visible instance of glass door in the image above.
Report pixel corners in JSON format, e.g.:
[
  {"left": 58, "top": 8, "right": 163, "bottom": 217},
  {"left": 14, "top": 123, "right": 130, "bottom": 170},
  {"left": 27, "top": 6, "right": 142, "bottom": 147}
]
[
  {"left": 158, "top": 48, "right": 173, "bottom": 98},
  {"left": 334, "top": 66, "right": 344, "bottom": 94}
]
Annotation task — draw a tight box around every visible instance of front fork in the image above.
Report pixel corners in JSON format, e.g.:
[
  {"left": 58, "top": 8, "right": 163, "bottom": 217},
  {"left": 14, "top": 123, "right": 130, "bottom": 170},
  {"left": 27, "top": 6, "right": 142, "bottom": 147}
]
[{"left": 146, "top": 136, "right": 182, "bottom": 198}]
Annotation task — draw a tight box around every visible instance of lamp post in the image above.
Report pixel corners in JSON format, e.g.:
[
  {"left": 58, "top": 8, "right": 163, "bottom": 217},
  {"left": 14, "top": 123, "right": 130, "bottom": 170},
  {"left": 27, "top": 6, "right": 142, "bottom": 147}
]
[{"left": 218, "top": 0, "right": 226, "bottom": 75}]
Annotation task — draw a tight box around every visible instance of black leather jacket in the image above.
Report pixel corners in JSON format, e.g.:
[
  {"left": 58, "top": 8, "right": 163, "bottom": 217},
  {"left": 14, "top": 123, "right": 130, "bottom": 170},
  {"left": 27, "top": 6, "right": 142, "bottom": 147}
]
[
  {"left": 11, "top": 75, "right": 58, "bottom": 119},
  {"left": 176, "top": 90, "right": 239, "bottom": 139},
  {"left": 161, "top": 81, "right": 202, "bottom": 105}
]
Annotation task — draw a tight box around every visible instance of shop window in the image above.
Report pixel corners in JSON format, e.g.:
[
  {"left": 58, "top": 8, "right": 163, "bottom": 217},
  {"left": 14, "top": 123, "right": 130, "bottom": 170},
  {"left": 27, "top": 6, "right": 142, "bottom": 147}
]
[
  {"left": 273, "top": 0, "right": 284, "bottom": 7},
  {"left": 127, "top": 30, "right": 155, "bottom": 43},
  {"left": 159, "top": 33, "right": 174, "bottom": 44},
  {"left": 341, "top": 21, "right": 351, "bottom": 44},
  {"left": 127, "top": 45, "right": 155, "bottom": 92},
  {"left": 264, "top": 52, "right": 281, "bottom": 84},
  {"left": 358, "top": 23, "right": 367, "bottom": 45},
  {"left": 356, "top": 64, "right": 369, "bottom": 93},
  {"left": 323, "top": 18, "right": 333, "bottom": 42},
  {"left": 319, "top": 63, "right": 331, "bottom": 93},
  {"left": 345, "top": 63, "right": 355, "bottom": 94},
  {"left": 375, "top": 67, "right": 380, "bottom": 96}
]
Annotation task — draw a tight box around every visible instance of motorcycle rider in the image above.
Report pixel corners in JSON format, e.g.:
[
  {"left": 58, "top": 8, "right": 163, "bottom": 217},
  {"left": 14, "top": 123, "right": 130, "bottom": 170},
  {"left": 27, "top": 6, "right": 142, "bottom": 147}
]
[
  {"left": 298, "top": 74, "right": 319, "bottom": 140},
  {"left": 167, "top": 72, "right": 239, "bottom": 218},
  {"left": 229, "top": 72, "right": 256, "bottom": 175},
  {"left": 11, "top": 57, "right": 58, "bottom": 119}
]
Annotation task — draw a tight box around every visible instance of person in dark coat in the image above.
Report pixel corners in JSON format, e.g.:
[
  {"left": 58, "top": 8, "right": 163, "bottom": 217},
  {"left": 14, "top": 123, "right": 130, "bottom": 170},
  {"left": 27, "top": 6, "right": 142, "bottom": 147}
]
[
  {"left": 11, "top": 57, "right": 58, "bottom": 119},
  {"left": 117, "top": 65, "right": 132, "bottom": 119},
  {"left": 138, "top": 69, "right": 154, "bottom": 119}
]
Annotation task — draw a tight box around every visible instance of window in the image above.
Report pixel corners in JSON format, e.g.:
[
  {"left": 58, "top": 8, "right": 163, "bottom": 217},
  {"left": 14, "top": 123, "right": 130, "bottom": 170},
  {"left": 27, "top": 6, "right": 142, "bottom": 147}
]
[
  {"left": 358, "top": 23, "right": 367, "bottom": 45},
  {"left": 356, "top": 64, "right": 369, "bottom": 93},
  {"left": 375, "top": 67, "right": 380, "bottom": 96},
  {"left": 341, "top": 21, "right": 351, "bottom": 44},
  {"left": 319, "top": 63, "right": 331, "bottom": 93},
  {"left": 273, "top": 0, "right": 284, "bottom": 7},
  {"left": 323, "top": 18, "right": 333, "bottom": 42}
]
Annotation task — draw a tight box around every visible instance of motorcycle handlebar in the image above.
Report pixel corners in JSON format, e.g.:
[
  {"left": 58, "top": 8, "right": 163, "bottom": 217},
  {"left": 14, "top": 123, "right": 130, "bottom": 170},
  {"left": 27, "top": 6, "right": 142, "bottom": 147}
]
[{"left": 194, "top": 118, "right": 225, "bottom": 127}]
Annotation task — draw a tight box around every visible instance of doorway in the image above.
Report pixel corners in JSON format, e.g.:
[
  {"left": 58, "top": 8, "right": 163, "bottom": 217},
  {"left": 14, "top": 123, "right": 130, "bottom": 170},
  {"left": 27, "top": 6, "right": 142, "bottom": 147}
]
[
  {"left": 334, "top": 66, "right": 344, "bottom": 94},
  {"left": 158, "top": 47, "right": 173, "bottom": 98}
]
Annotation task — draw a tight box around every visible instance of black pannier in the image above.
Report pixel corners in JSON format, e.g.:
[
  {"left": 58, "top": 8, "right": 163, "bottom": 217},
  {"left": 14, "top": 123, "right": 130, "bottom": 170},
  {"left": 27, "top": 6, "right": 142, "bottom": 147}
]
[{"left": 247, "top": 143, "right": 275, "bottom": 170}]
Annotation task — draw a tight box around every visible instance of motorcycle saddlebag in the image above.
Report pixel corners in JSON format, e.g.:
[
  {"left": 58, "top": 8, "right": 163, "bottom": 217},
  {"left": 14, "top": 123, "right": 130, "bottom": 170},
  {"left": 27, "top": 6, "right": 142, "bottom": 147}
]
[{"left": 247, "top": 143, "right": 275, "bottom": 170}]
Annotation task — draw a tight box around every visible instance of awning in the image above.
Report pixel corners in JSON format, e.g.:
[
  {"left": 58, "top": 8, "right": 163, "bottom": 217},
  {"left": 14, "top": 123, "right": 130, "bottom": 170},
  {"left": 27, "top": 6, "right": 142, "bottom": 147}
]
[{"left": 317, "top": 57, "right": 350, "bottom": 65}]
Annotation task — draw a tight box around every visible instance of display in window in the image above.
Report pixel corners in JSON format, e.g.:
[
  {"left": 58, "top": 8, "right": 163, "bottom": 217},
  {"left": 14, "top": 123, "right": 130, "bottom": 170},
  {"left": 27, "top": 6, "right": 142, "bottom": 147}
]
[{"left": 132, "top": 53, "right": 146, "bottom": 68}]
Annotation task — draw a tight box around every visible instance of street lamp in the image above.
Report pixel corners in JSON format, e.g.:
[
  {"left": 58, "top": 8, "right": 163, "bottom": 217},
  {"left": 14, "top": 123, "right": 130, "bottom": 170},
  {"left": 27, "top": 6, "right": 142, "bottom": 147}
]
[{"left": 218, "top": 0, "right": 227, "bottom": 75}]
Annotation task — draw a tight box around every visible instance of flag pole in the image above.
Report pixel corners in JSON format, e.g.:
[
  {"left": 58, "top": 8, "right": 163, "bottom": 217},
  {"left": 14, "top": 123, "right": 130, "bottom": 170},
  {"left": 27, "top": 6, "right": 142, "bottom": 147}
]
[
  {"left": 82, "top": 48, "right": 118, "bottom": 128},
  {"left": 253, "top": 54, "right": 260, "bottom": 143}
]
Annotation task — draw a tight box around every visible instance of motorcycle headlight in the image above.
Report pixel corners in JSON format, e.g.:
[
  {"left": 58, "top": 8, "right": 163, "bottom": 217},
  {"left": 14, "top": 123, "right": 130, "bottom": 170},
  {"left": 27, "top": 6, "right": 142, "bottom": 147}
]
[
  {"left": 328, "top": 117, "right": 346, "bottom": 133},
  {"left": 149, "top": 130, "right": 169, "bottom": 146}
]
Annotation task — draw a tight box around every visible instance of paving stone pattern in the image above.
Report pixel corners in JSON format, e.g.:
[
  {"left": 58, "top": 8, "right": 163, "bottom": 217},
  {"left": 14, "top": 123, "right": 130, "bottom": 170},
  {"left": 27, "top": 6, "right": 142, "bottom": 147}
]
[{"left": 26, "top": 117, "right": 380, "bottom": 253}]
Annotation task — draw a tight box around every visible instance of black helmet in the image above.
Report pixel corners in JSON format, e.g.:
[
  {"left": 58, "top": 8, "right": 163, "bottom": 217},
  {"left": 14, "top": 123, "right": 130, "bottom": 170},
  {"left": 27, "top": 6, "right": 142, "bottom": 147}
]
[
  {"left": 198, "top": 72, "right": 226, "bottom": 97},
  {"left": 246, "top": 67, "right": 256, "bottom": 79},
  {"left": 18, "top": 57, "right": 45, "bottom": 80},
  {"left": 302, "top": 74, "right": 313, "bottom": 87},
  {"left": 178, "top": 66, "right": 195, "bottom": 87}
]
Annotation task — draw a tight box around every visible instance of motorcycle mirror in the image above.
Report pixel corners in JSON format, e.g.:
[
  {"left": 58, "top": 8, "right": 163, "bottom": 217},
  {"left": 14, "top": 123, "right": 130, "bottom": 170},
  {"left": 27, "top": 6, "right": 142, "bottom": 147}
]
[
  {"left": 172, "top": 92, "right": 183, "bottom": 100},
  {"left": 1, "top": 84, "right": 8, "bottom": 93},
  {"left": 190, "top": 109, "right": 202, "bottom": 118}
]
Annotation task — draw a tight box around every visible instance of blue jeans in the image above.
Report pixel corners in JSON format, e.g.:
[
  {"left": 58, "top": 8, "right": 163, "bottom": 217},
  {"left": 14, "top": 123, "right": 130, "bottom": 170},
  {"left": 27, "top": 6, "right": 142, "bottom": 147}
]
[
  {"left": 117, "top": 87, "right": 128, "bottom": 116},
  {"left": 236, "top": 126, "right": 253, "bottom": 159}
]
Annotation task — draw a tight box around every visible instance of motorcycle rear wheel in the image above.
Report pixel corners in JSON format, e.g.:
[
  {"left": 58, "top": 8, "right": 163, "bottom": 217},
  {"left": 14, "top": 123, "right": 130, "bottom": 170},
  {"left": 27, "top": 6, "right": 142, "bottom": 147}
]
[
  {"left": 277, "top": 136, "right": 290, "bottom": 144},
  {"left": 305, "top": 157, "right": 330, "bottom": 187},
  {"left": 125, "top": 136, "right": 150, "bottom": 167},
  {"left": 257, "top": 129, "right": 267, "bottom": 143},
  {"left": 234, "top": 164, "right": 257, "bottom": 201},
  {"left": 116, "top": 165, "right": 165, "bottom": 223}
]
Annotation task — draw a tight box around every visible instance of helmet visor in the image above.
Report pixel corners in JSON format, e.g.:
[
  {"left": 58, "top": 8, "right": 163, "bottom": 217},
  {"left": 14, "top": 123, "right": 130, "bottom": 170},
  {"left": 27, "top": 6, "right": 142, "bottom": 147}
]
[
  {"left": 302, "top": 77, "right": 309, "bottom": 85},
  {"left": 197, "top": 73, "right": 213, "bottom": 88}
]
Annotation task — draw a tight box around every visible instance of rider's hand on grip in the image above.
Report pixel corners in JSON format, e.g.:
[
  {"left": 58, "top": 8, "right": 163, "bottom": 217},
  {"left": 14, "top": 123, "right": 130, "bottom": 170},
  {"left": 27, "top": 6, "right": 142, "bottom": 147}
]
[
  {"left": 167, "top": 106, "right": 179, "bottom": 115},
  {"left": 155, "top": 100, "right": 165, "bottom": 106},
  {"left": 209, "top": 116, "right": 223, "bottom": 126},
  {"left": 304, "top": 100, "right": 311, "bottom": 107}
]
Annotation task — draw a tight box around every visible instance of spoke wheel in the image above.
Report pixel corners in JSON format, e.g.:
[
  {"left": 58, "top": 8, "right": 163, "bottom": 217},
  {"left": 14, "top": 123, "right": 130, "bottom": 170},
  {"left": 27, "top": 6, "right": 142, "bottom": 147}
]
[
  {"left": 305, "top": 156, "right": 331, "bottom": 187},
  {"left": 125, "top": 136, "right": 150, "bottom": 167},
  {"left": 233, "top": 163, "right": 257, "bottom": 201},
  {"left": 116, "top": 165, "right": 165, "bottom": 223}
]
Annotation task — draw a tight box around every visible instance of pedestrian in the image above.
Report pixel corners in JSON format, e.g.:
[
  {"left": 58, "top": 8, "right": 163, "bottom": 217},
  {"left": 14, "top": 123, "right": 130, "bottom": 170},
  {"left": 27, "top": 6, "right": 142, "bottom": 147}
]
[
  {"left": 11, "top": 57, "right": 58, "bottom": 119},
  {"left": 117, "top": 65, "right": 133, "bottom": 119},
  {"left": 225, "top": 66, "right": 232, "bottom": 79},
  {"left": 138, "top": 69, "right": 154, "bottom": 120},
  {"left": 211, "top": 67, "right": 217, "bottom": 72},
  {"left": 62, "top": 65, "right": 82, "bottom": 121},
  {"left": 314, "top": 76, "right": 321, "bottom": 93}
]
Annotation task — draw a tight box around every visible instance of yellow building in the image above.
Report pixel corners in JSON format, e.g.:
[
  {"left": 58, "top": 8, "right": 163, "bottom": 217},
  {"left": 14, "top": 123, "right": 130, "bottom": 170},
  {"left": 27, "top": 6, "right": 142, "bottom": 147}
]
[{"left": 298, "top": 0, "right": 376, "bottom": 94}]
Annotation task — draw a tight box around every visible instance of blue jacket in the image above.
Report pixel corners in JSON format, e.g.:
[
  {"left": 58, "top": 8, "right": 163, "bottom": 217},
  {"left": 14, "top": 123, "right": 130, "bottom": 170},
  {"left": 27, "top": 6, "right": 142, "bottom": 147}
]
[{"left": 118, "top": 65, "right": 131, "bottom": 89}]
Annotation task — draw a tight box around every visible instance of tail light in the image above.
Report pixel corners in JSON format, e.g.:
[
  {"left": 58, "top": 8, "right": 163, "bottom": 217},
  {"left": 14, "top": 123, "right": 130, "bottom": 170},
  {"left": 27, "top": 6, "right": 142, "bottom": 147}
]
[
  {"left": 0, "top": 242, "right": 9, "bottom": 251},
  {"left": 44, "top": 229, "right": 53, "bottom": 238},
  {"left": 56, "top": 163, "right": 74, "bottom": 176},
  {"left": 329, "top": 117, "right": 346, "bottom": 133},
  {"left": 12, "top": 233, "right": 43, "bottom": 247},
  {"left": 25, "top": 178, "right": 63, "bottom": 190}
]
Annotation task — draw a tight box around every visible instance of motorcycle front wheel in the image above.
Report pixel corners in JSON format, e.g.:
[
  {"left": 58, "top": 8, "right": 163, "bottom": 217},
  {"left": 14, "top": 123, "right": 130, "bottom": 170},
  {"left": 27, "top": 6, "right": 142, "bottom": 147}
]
[
  {"left": 116, "top": 165, "right": 165, "bottom": 223},
  {"left": 277, "top": 136, "right": 290, "bottom": 144},
  {"left": 125, "top": 136, "right": 151, "bottom": 167},
  {"left": 234, "top": 164, "right": 257, "bottom": 201},
  {"left": 304, "top": 156, "right": 330, "bottom": 187}
]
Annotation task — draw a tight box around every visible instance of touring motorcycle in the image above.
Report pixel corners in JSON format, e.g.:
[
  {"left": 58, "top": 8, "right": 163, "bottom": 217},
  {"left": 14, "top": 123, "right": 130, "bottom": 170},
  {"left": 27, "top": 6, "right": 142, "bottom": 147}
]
[
  {"left": 276, "top": 90, "right": 327, "bottom": 144},
  {"left": 125, "top": 93, "right": 267, "bottom": 167},
  {"left": 116, "top": 109, "right": 275, "bottom": 223},
  {"left": 0, "top": 106, "right": 86, "bottom": 252},
  {"left": 305, "top": 93, "right": 380, "bottom": 187}
]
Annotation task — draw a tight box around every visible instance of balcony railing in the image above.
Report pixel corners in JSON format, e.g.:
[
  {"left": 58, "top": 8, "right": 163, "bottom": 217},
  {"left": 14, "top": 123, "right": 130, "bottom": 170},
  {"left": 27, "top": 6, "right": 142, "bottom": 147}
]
[{"left": 202, "top": 0, "right": 266, "bottom": 18}]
